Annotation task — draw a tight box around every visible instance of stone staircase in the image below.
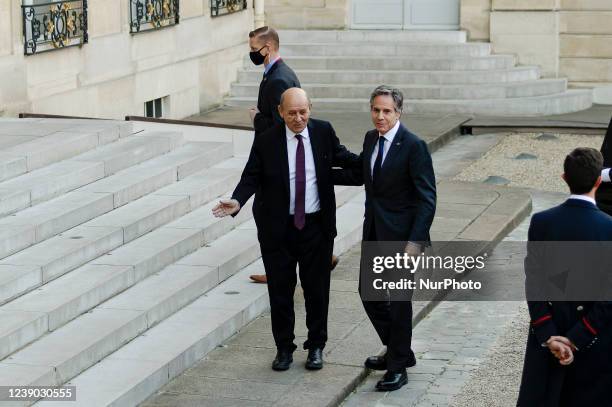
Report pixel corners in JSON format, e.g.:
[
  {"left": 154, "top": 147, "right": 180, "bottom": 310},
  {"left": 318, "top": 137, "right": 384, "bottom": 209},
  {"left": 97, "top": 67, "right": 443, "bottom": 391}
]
[
  {"left": 225, "top": 29, "right": 593, "bottom": 116},
  {"left": 0, "top": 118, "right": 364, "bottom": 407}
]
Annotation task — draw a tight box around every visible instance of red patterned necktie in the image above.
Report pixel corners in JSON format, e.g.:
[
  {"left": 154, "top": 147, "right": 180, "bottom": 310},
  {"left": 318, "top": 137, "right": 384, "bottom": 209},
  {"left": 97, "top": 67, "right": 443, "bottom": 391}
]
[{"left": 294, "top": 134, "right": 306, "bottom": 230}]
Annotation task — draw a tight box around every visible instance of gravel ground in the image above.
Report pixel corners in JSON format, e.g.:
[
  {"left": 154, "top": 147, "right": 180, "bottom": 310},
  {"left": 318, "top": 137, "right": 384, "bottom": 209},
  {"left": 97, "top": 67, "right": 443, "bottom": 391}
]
[
  {"left": 454, "top": 133, "right": 604, "bottom": 193},
  {"left": 450, "top": 305, "right": 529, "bottom": 407}
]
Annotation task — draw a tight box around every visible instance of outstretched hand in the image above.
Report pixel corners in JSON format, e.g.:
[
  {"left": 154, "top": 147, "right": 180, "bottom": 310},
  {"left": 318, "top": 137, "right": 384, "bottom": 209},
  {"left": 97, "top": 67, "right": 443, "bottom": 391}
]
[{"left": 212, "top": 199, "right": 240, "bottom": 218}]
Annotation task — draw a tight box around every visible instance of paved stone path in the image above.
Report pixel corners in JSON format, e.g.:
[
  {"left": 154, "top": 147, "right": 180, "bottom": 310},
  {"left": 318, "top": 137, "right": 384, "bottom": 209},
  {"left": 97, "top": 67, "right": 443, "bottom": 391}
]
[{"left": 341, "top": 189, "right": 566, "bottom": 407}]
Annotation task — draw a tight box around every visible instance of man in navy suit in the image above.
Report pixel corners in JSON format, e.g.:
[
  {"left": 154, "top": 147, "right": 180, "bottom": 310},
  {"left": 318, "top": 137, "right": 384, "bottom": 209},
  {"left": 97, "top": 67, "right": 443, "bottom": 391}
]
[
  {"left": 518, "top": 147, "right": 612, "bottom": 406},
  {"left": 334, "top": 85, "right": 436, "bottom": 391}
]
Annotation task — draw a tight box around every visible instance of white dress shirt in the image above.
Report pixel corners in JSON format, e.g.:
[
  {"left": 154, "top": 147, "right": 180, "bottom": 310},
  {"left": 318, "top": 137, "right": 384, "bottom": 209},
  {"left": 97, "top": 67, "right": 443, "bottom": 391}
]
[
  {"left": 370, "top": 120, "right": 401, "bottom": 176},
  {"left": 286, "top": 125, "right": 320, "bottom": 215},
  {"left": 568, "top": 195, "right": 597, "bottom": 205}
]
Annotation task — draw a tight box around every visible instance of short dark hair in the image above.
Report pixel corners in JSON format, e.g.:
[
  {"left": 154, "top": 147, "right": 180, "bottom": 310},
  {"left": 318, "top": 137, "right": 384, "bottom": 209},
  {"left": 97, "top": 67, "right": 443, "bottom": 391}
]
[
  {"left": 370, "top": 85, "right": 403, "bottom": 113},
  {"left": 249, "top": 26, "right": 280, "bottom": 50},
  {"left": 563, "top": 147, "right": 603, "bottom": 194}
]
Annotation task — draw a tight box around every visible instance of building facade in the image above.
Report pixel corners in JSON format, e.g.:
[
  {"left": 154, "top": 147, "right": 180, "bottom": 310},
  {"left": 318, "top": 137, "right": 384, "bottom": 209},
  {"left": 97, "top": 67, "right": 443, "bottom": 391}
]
[
  {"left": 266, "top": 0, "right": 612, "bottom": 104},
  {"left": 1, "top": 0, "right": 609, "bottom": 120},
  {"left": 0, "top": 0, "right": 256, "bottom": 119}
]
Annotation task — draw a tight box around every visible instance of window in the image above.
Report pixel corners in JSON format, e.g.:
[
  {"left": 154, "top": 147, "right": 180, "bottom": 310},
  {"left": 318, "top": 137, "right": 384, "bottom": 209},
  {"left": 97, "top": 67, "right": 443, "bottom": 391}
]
[
  {"left": 210, "top": 0, "right": 248, "bottom": 17},
  {"left": 145, "top": 97, "right": 164, "bottom": 118},
  {"left": 130, "top": 0, "right": 180, "bottom": 33},
  {"left": 22, "top": 0, "right": 88, "bottom": 55}
]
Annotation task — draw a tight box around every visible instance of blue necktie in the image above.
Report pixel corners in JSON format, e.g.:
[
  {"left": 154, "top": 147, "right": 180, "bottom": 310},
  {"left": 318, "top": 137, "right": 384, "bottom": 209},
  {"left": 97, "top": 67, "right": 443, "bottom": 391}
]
[{"left": 373, "top": 137, "right": 385, "bottom": 184}]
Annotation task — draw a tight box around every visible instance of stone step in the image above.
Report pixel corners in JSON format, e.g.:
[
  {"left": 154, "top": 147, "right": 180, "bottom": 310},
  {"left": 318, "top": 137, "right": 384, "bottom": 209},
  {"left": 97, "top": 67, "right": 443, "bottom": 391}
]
[
  {"left": 276, "top": 29, "right": 467, "bottom": 44},
  {"left": 30, "top": 192, "right": 366, "bottom": 407},
  {"left": 4, "top": 193, "right": 364, "bottom": 406},
  {"left": 0, "top": 187, "right": 249, "bottom": 361},
  {"left": 237, "top": 66, "right": 541, "bottom": 85},
  {"left": 78, "top": 142, "right": 232, "bottom": 207},
  {"left": 71, "top": 131, "right": 183, "bottom": 176},
  {"left": 0, "top": 120, "right": 132, "bottom": 183},
  {"left": 231, "top": 79, "right": 568, "bottom": 100},
  {"left": 0, "top": 144, "right": 233, "bottom": 303},
  {"left": 280, "top": 42, "right": 491, "bottom": 57},
  {"left": 250, "top": 55, "right": 517, "bottom": 71},
  {"left": 226, "top": 89, "right": 594, "bottom": 116},
  {"left": 0, "top": 131, "right": 183, "bottom": 218},
  {"left": 0, "top": 134, "right": 199, "bottom": 260}
]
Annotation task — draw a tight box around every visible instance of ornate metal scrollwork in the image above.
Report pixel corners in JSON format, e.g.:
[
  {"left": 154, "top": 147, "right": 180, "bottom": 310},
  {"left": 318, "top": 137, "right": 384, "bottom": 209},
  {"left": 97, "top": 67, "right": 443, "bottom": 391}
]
[
  {"left": 130, "top": 0, "right": 179, "bottom": 33},
  {"left": 22, "top": 0, "right": 88, "bottom": 55},
  {"left": 210, "top": 0, "right": 247, "bottom": 17}
]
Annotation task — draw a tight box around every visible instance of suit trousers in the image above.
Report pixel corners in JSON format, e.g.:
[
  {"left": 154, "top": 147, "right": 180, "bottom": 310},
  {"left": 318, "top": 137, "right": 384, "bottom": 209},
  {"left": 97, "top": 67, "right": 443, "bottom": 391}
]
[
  {"left": 361, "top": 222, "right": 415, "bottom": 372},
  {"left": 260, "top": 212, "right": 333, "bottom": 352}
]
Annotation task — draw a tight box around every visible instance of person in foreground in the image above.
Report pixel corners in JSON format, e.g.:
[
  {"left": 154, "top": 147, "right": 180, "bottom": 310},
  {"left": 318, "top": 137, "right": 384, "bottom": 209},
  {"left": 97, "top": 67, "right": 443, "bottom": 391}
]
[
  {"left": 334, "top": 85, "right": 436, "bottom": 391},
  {"left": 212, "top": 88, "right": 358, "bottom": 371},
  {"left": 246, "top": 26, "right": 339, "bottom": 283},
  {"left": 517, "top": 147, "right": 612, "bottom": 406}
]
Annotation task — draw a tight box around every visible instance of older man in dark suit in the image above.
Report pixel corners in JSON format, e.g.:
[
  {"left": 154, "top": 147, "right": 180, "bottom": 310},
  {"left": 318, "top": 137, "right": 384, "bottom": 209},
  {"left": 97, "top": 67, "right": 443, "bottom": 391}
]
[
  {"left": 518, "top": 147, "right": 612, "bottom": 406},
  {"left": 246, "top": 26, "right": 338, "bottom": 284},
  {"left": 334, "top": 85, "right": 436, "bottom": 391},
  {"left": 213, "top": 88, "right": 359, "bottom": 371}
]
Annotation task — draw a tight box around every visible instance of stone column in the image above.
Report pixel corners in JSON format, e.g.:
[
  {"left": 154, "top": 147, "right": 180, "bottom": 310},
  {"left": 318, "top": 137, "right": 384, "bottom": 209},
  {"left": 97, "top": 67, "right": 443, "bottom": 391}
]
[
  {"left": 490, "top": 0, "right": 560, "bottom": 77},
  {"left": 254, "top": 0, "right": 265, "bottom": 28}
]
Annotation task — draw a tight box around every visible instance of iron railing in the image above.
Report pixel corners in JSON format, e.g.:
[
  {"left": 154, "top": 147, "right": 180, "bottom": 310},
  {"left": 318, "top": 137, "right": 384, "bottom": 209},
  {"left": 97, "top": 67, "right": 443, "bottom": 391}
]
[
  {"left": 130, "top": 0, "right": 180, "bottom": 33},
  {"left": 22, "top": 0, "right": 88, "bottom": 55},
  {"left": 211, "top": 0, "right": 247, "bottom": 17}
]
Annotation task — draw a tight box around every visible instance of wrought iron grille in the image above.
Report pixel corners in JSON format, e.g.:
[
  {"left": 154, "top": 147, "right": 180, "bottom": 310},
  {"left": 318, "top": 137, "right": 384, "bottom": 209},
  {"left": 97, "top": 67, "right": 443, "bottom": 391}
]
[
  {"left": 130, "top": 0, "right": 180, "bottom": 33},
  {"left": 211, "top": 0, "right": 247, "bottom": 17},
  {"left": 22, "top": 0, "right": 88, "bottom": 56}
]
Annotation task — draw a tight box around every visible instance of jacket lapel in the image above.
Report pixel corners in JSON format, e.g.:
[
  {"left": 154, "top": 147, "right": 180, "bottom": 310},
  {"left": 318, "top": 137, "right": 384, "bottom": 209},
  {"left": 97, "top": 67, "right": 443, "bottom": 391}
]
[
  {"left": 379, "top": 123, "right": 405, "bottom": 176},
  {"left": 364, "top": 131, "right": 377, "bottom": 188},
  {"left": 307, "top": 122, "right": 322, "bottom": 182},
  {"left": 279, "top": 125, "right": 290, "bottom": 197}
]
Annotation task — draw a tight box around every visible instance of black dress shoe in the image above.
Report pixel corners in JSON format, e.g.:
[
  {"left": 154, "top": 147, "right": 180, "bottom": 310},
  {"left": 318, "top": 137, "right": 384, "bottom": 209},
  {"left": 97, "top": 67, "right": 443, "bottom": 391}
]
[
  {"left": 375, "top": 369, "right": 408, "bottom": 392},
  {"left": 305, "top": 348, "right": 323, "bottom": 370},
  {"left": 365, "top": 355, "right": 387, "bottom": 370},
  {"left": 365, "top": 353, "right": 416, "bottom": 370},
  {"left": 272, "top": 349, "right": 293, "bottom": 371}
]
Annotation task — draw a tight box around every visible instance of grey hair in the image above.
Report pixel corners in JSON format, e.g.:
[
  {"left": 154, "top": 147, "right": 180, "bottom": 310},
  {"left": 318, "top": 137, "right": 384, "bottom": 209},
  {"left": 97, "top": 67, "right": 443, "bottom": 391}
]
[{"left": 370, "top": 85, "right": 403, "bottom": 113}]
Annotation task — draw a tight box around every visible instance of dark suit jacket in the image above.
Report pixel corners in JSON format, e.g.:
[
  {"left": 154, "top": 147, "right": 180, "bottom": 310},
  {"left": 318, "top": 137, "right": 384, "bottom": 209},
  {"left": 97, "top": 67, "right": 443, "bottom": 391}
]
[
  {"left": 231, "top": 118, "right": 358, "bottom": 250},
  {"left": 254, "top": 59, "right": 300, "bottom": 136},
  {"left": 334, "top": 123, "right": 436, "bottom": 244},
  {"left": 595, "top": 116, "right": 612, "bottom": 215},
  {"left": 518, "top": 199, "right": 612, "bottom": 407}
]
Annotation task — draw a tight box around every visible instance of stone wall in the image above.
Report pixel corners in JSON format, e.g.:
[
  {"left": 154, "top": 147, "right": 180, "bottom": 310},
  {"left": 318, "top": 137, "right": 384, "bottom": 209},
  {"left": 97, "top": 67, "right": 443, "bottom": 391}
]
[
  {"left": 460, "top": 0, "right": 491, "bottom": 41},
  {"left": 486, "top": 0, "right": 612, "bottom": 102},
  {"left": 265, "top": 0, "right": 348, "bottom": 29},
  {"left": 0, "top": 0, "right": 254, "bottom": 119},
  {"left": 559, "top": 0, "right": 612, "bottom": 102}
]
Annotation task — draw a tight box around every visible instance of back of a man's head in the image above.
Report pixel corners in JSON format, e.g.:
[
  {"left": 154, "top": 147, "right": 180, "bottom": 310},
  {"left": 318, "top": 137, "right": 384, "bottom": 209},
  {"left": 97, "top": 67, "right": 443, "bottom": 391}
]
[
  {"left": 249, "top": 26, "right": 280, "bottom": 50},
  {"left": 564, "top": 147, "right": 604, "bottom": 194}
]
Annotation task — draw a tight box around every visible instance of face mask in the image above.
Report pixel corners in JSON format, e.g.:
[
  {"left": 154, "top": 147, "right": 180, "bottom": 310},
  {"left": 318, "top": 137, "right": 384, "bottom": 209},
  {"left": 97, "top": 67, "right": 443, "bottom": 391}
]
[{"left": 249, "top": 45, "right": 267, "bottom": 66}]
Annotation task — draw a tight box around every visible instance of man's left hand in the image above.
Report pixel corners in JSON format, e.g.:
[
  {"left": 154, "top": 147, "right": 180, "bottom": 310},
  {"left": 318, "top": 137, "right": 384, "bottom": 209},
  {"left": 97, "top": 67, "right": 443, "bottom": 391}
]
[
  {"left": 404, "top": 242, "right": 422, "bottom": 257},
  {"left": 249, "top": 107, "right": 259, "bottom": 123}
]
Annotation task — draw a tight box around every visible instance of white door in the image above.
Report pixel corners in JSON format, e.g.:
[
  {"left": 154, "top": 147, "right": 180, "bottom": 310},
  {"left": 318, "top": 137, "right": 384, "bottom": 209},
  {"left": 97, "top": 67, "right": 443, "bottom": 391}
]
[{"left": 351, "top": 0, "right": 460, "bottom": 30}]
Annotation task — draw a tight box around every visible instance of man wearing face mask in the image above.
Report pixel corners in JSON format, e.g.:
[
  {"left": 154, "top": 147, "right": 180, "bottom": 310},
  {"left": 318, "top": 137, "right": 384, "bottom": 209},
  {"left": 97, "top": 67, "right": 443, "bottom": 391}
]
[
  {"left": 246, "top": 26, "right": 340, "bottom": 284},
  {"left": 248, "top": 26, "right": 300, "bottom": 137}
]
